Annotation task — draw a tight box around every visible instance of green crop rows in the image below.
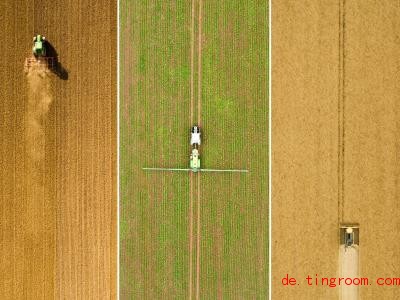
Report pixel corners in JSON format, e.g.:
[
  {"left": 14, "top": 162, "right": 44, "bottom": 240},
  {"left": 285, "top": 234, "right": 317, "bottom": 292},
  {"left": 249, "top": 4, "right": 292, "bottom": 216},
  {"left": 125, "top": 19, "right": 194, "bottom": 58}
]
[
  {"left": 120, "top": 0, "right": 268, "bottom": 298},
  {"left": 200, "top": 1, "right": 268, "bottom": 298}
]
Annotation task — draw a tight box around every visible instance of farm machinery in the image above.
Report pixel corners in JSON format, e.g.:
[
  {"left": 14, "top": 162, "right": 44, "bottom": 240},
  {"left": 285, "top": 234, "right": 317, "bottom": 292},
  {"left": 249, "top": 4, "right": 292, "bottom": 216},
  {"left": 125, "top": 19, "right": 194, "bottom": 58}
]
[
  {"left": 340, "top": 224, "right": 359, "bottom": 249},
  {"left": 143, "top": 125, "right": 248, "bottom": 173},
  {"left": 25, "top": 34, "right": 54, "bottom": 69}
]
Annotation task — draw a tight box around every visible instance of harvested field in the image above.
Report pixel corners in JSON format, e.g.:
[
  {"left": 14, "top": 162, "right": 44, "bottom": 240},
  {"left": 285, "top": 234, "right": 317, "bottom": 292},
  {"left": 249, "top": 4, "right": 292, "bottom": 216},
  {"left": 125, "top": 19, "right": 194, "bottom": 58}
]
[
  {"left": 272, "top": 1, "right": 339, "bottom": 298},
  {"left": 339, "top": 245, "right": 359, "bottom": 299},
  {"left": 0, "top": 1, "right": 116, "bottom": 299},
  {"left": 343, "top": 1, "right": 400, "bottom": 299},
  {"left": 120, "top": 0, "right": 268, "bottom": 298},
  {"left": 273, "top": 0, "right": 400, "bottom": 299}
]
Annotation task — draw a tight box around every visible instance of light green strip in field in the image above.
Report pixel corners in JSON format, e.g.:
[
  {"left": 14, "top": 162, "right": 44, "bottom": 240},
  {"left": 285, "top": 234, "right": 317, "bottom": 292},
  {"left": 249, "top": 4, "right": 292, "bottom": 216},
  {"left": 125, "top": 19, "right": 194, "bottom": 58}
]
[
  {"left": 200, "top": 0, "right": 268, "bottom": 298},
  {"left": 120, "top": 1, "right": 192, "bottom": 298}
]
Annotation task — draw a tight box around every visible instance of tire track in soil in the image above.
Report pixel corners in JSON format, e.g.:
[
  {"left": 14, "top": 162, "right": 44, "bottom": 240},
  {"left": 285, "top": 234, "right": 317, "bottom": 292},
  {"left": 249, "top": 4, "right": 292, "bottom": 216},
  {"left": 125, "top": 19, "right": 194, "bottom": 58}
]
[
  {"left": 338, "top": 0, "right": 346, "bottom": 225},
  {"left": 189, "top": 173, "right": 194, "bottom": 300}
]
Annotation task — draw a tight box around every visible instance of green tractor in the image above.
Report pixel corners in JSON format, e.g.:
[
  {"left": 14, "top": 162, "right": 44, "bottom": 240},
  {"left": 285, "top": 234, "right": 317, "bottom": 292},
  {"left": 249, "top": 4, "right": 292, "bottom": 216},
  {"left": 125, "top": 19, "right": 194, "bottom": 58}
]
[
  {"left": 32, "top": 34, "right": 46, "bottom": 57},
  {"left": 25, "top": 34, "right": 54, "bottom": 70}
]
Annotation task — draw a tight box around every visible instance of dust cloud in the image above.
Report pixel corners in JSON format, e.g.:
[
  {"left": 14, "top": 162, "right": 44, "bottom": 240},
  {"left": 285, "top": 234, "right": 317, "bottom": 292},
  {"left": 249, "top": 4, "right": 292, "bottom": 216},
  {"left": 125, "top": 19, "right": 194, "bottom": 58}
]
[
  {"left": 23, "top": 64, "right": 54, "bottom": 282},
  {"left": 24, "top": 64, "right": 53, "bottom": 226},
  {"left": 25, "top": 66, "right": 53, "bottom": 164},
  {"left": 339, "top": 245, "right": 359, "bottom": 300}
]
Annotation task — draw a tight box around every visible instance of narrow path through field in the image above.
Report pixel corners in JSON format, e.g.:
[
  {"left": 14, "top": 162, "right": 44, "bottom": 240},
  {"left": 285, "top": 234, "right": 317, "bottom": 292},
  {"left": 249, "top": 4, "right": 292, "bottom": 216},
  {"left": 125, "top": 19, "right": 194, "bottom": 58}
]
[
  {"left": 338, "top": 0, "right": 346, "bottom": 224},
  {"left": 189, "top": 174, "right": 194, "bottom": 300},
  {"left": 188, "top": 0, "right": 203, "bottom": 299},
  {"left": 196, "top": 174, "right": 201, "bottom": 300},
  {"left": 195, "top": 1, "right": 203, "bottom": 299},
  {"left": 188, "top": 0, "right": 195, "bottom": 298}
]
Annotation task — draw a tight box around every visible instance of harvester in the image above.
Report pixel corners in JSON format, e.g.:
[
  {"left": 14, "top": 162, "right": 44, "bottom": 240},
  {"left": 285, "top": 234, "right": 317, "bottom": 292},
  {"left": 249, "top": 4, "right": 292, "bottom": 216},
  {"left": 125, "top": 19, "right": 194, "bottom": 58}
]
[
  {"left": 25, "top": 34, "right": 54, "bottom": 69},
  {"left": 340, "top": 224, "right": 359, "bottom": 249}
]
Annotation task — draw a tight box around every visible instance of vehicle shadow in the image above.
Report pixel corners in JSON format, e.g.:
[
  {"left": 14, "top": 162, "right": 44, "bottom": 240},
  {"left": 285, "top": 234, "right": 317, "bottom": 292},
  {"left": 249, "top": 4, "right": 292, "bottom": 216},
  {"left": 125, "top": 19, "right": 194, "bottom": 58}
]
[{"left": 46, "top": 41, "right": 68, "bottom": 80}]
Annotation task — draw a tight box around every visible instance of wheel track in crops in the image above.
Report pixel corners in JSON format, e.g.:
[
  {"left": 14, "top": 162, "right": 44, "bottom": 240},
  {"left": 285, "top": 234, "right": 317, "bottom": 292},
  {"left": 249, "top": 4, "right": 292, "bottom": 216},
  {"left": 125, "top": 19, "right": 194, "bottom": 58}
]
[
  {"left": 195, "top": 1, "right": 203, "bottom": 299},
  {"left": 189, "top": 0, "right": 203, "bottom": 299},
  {"left": 188, "top": 0, "right": 195, "bottom": 298}
]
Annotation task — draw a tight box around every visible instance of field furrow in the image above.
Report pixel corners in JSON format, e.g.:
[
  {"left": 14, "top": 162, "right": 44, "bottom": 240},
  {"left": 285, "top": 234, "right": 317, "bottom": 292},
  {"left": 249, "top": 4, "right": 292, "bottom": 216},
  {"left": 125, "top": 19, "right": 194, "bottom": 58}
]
[{"left": 0, "top": 1, "right": 116, "bottom": 298}]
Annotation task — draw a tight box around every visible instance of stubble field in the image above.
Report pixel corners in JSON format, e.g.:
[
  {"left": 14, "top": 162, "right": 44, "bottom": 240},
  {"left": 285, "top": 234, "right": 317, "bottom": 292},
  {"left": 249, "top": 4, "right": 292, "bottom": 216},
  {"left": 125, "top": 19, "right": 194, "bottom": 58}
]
[{"left": 273, "top": 1, "right": 400, "bottom": 299}]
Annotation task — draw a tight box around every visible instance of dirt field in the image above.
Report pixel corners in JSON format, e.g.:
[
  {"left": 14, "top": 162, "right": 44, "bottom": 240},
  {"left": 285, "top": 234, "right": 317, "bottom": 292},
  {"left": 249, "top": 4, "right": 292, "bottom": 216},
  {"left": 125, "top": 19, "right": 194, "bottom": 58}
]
[
  {"left": 273, "top": 1, "right": 400, "bottom": 299},
  {"left": 120, "top": 0, "right": 268, "bottom": 298},
  {"left": 0, "top": 1, "right": 116, "bottom": 299}
]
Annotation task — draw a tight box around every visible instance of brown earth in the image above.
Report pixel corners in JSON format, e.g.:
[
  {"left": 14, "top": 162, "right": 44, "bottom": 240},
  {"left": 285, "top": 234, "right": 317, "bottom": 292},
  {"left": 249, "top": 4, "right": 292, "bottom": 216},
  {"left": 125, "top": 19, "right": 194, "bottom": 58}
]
[
  {"left": 273, "top": 0, "right": 400, "bottom": 299},
  {"left": 0, "top": 1, "right": 116, "bottom": 299}
]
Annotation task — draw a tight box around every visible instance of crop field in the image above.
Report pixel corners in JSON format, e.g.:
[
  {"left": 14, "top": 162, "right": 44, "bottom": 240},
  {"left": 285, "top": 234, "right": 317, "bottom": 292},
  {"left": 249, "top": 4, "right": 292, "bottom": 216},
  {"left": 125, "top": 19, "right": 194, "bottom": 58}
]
[
  {"left": 0, "top": 1, "right": 116, "bottom": 299},
  {"left": 120, "top": 0, "right": 268, "bottom": 298},
  {"left": 273, "top": 1, "right": 400, "bottom": 299}
]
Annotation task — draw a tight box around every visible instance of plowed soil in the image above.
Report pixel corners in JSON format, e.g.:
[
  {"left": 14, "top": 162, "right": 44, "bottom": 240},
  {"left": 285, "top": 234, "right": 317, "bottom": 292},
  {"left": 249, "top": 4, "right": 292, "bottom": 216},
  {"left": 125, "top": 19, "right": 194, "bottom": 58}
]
[
  {"left": 273, "top": 1, "right": 400, "bottom": 299},
  {"left": 0, "top": 1, "right": 116, "bottom": 299}
]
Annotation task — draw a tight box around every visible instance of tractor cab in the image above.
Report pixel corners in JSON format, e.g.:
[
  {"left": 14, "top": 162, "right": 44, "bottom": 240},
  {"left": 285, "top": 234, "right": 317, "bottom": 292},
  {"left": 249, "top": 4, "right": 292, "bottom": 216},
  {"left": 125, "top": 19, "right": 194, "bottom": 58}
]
[
  {"left": 33, "top": 35, "right": 46, "bottom": 57},
  {"left": 190, "top": 149, "right": 201, "bottom": 172},
  {"left": 190, "top": 125, "right": 201, "bottom": 147},
  {"left": 25, "top": 34, "right": 54, "bottom": 71},
  {"left": 344, "top": 228, "right": 354, "bottom": 247}
]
